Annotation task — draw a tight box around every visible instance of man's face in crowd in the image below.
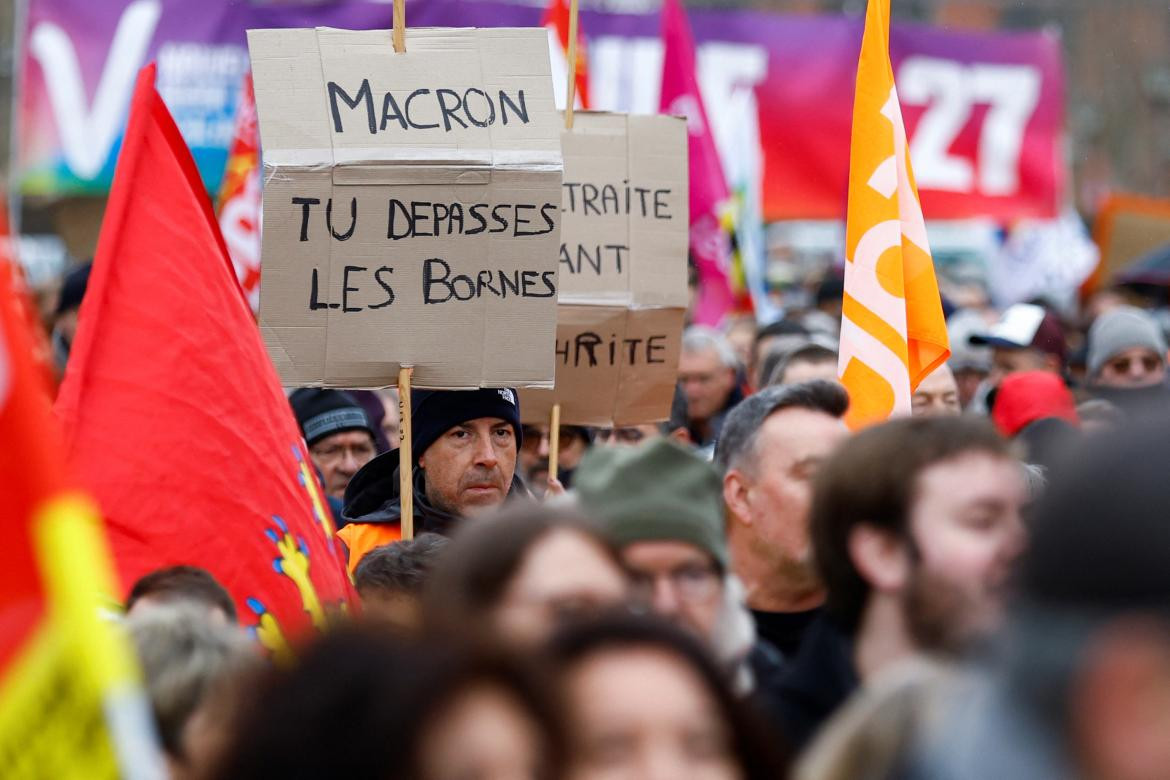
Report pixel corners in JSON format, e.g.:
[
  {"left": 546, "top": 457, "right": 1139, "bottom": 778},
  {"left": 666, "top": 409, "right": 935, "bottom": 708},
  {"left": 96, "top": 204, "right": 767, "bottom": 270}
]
[
  {"left": 989, "top": 346, "right": 1057, "bottom": 386},
  {"left": 595, "top": 425, "right": 661, "bottom": 447},
  {"left": 1096, "top": 346, "right": 1167, "bottom": 388},
  {"left": 309, "top": 430, "right": 377, "bottom": 499},
  {"left": 903, "top": 452, "right": 1026, "bottom": 651},
  {"left": 726, "top": 408, "right": 849, "bottom": 590},
  {"left": 775, "top": 357, "right": 839, "bottom": 387},
  {"left": 912, "top": 364, "right": 961, "bottom": 417},
  {"left": 620, "top": 540, "right": 723, "bottom": 643},
  {"left": 678, "top": 348, "right": 736, "bottom": 422},
  {"left": 519, "top": 425, "right": 588, "bottom": 478},
  {"left": 420, "top": 417, "right": 517, "bottom": 517},
  {"left": 952, "top": 367, "right": 987, "bottom": 411}
]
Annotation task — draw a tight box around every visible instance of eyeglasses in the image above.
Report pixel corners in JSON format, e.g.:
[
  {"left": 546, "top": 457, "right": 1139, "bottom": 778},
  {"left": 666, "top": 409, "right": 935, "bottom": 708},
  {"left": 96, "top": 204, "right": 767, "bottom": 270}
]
[
  {"left": 310, "top": 441, "right": 376, "bottom": 464},
  {"left": 629, "top": 564, "right": 721, "bottom": 604}
]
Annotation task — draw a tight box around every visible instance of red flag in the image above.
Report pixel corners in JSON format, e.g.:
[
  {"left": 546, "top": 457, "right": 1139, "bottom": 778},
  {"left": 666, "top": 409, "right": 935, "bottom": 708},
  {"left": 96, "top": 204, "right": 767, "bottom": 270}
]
[
  {"left": 54, "top": 65, "right": 353, "bottom": 660},
  {"left": 0, "top": 243, "right": 57, "bottom": 675},
  {"left": 216, "top": 73, "right": 262, "bottom": 312},
  {"left": 659, "top": 0, "right": 735, "bottom": 326},
  {"left": 543, "top": 0, "right": 590, "bottom": 110},
  {"left": 1, "top": 189, "right": 162, "bottom": 776}
]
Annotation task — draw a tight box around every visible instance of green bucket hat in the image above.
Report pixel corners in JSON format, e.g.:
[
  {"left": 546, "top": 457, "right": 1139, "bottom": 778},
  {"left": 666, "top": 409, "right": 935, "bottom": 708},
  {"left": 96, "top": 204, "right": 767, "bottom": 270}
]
[{"left": 573, "top": 438, "right": 728, "bottom": 569}]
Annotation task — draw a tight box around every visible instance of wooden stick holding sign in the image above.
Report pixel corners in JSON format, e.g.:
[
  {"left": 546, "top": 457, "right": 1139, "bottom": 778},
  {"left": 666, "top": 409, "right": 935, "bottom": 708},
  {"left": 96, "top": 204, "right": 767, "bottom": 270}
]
[
  {"left": 548, "top": 0, "right": 580, "bottom": 485},
  {"left": 398, "top": 367, "right": 413, "bottom": 539},
  {"left": 393, "top": 0, "right": 406, "bottom": 53},
  {"left": 564, "top": 0, "right": 580, "bottom": 129},
  {"left": 548, "top": 403, "right": 562, "bottom": 484}
]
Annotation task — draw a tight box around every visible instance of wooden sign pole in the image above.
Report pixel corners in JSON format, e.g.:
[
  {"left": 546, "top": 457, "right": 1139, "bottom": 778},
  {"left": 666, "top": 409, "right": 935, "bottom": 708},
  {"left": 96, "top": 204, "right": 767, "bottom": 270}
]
[
  {"left": 548, "top": 403, "right": 562, "bottom": 484},
  {"left": 393, "top": 0, "right": 406, "bottom": 53},
  {"left": 564, "top": 0, "right": 580, "bottom": 129},
  {"left": 398, "top": 367, "right": 413, "bottom": 539},
  {"left": 549, "top": 0, "right": 580, "bottom": 486}
]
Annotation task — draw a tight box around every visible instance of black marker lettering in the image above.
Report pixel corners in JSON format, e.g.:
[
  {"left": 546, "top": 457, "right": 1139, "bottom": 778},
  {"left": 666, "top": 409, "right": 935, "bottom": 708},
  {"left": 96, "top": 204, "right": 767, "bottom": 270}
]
[
  {"left": 436, "top": 89, "right": 468, "bottom": 131},
  {"left": 327, "top": 197, "right": 357, "bottom": 241},
  {"left": 292, "top": 197, "right": 321, "bottom": 242},
  {"left": 342, "top": 265, "right": 366, "bottom": 312},
  {"left": 327, "top": 79, "right": 375, "bottom": 134}
]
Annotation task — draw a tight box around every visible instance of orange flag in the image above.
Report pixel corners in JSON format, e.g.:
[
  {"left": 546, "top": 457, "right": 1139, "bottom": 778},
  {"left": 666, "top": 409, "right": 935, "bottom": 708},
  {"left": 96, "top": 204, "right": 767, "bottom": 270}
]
[{"left": 838, "top": 0, "right": 949, "bottom": 429}]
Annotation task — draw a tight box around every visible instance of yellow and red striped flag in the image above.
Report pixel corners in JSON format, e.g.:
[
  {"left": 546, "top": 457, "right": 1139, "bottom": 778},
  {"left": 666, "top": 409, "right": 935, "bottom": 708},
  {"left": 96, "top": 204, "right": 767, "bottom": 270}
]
[{"left": 838, "top": 0, "right": 949, "bottom": 429}]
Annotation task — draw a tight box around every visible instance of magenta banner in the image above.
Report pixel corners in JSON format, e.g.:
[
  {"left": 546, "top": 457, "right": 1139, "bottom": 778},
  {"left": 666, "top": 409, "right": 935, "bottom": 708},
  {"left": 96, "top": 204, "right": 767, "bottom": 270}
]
[{"left": 18, "top": 0, "right": 1064, "bottom": 221}]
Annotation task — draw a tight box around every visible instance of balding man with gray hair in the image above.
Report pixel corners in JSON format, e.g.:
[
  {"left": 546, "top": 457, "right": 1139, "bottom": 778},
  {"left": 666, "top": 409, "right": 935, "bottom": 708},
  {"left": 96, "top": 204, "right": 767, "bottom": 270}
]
[
  {"left": 714, "top": 380, "right": 850, "bottom": 659},
  {"left": 678, "top": 326, "right": 744, "bottom": 449}
]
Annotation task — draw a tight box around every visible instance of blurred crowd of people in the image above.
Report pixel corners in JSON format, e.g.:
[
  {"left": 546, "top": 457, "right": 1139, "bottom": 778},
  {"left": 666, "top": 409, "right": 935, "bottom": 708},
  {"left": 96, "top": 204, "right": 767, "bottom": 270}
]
[{"left": 62, "top": 259, "right": 1170, "bottom": 779}]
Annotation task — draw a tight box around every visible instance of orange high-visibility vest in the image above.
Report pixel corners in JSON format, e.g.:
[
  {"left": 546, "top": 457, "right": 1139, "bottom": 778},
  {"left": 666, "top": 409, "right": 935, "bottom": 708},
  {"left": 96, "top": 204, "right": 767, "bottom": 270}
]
[{"left": 337, "top": 523, "right": 402, "bottom": 574}]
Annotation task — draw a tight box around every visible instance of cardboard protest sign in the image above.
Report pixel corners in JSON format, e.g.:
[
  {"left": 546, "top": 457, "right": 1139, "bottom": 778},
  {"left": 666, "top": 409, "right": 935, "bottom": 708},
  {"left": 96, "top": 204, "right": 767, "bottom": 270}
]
[
  {"left": 522, "top": 112, "right": 688, "bottom": 425},
  {"left": 248, "top": 27, "right": 563, "bottom": 388},
  {"left": 521, "top": 305, "right": 686, "bottom": 426}
]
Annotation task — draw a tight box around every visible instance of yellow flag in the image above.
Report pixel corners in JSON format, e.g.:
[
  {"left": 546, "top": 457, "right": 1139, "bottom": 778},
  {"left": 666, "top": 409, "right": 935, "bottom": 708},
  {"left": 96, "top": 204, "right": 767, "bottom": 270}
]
[{"left": 839, "top": 0, "right": 950, "bottom": 429}]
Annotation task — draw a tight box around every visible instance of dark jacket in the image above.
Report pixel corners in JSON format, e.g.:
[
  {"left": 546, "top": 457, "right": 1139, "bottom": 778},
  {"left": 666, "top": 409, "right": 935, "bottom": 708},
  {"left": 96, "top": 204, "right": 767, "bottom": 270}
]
[
  {"left": 341, "top": 448, "right": 531, "bottom": 537},
  {"left": 757, "top": 614, "right": 858, "bottom": 752}
]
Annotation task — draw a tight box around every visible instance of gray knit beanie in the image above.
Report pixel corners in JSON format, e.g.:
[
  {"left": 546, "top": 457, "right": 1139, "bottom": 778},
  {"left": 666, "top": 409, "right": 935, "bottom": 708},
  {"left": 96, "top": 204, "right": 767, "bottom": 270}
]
[{"left": 1087, "top": 306, "right": 1168, "bottom": 378}]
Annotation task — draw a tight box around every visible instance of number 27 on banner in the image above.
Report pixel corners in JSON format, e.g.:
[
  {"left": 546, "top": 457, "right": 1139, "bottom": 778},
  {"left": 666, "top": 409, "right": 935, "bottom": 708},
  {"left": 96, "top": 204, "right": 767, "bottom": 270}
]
[{"left": 898, "top": 56, "right": 1041, "bottom": 197}]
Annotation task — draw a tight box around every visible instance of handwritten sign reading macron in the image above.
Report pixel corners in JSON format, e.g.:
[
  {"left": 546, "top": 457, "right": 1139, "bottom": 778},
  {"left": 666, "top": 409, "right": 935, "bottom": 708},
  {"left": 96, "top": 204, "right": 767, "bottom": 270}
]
[
  {"left": 248, "top": 26, "right": 563, "bottom": 388},
  {"left": 521, "top": 112, "right": 688, "bottom": 425}
]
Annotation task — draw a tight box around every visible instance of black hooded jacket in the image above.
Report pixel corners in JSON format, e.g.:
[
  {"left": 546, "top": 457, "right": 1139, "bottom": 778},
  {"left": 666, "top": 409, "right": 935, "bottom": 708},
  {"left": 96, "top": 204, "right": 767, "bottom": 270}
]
[{"left": 341, "top": 448, "right": 531, "bottom": 537}]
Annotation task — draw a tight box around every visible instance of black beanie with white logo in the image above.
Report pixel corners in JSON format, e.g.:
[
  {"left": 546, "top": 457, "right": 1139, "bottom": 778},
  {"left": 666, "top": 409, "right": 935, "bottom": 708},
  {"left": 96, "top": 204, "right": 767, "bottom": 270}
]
[{"left": 410, "top": 388, "right": 522, "bottom": 464}]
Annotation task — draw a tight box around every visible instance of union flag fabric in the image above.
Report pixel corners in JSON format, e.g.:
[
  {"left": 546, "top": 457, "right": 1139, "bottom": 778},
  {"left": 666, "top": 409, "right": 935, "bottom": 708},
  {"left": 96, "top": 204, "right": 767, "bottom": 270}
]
[{"left": 838, "top": 0, "right": 949, "bottom": 429}]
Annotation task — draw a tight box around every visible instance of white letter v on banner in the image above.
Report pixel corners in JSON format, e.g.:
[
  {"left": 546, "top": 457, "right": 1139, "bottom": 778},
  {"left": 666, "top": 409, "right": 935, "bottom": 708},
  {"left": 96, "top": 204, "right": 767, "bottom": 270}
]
[{"left": 30, "top": 0, "right": 162, "bottom": 180}]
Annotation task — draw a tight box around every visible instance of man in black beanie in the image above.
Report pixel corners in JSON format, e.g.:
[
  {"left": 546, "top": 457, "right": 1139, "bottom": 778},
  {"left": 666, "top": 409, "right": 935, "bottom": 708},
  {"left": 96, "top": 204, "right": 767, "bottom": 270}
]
[
  {"left": 289, "top": 389, "right": 378, "bottom": 500},
  {"left": 338, "top": 388, "right": 525, "bottom": 571}
]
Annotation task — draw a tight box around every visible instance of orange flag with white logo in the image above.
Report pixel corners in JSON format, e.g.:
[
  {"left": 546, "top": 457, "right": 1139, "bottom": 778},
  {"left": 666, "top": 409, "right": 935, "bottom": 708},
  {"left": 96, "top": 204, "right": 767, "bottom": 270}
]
[{"left": 838, "top": 0, "right": 950, "bottom": 429}]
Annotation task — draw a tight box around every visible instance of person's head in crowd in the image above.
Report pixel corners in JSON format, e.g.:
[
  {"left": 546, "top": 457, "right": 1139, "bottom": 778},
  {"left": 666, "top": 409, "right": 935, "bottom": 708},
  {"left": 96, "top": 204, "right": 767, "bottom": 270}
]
[
  {"left": 426, "top": 505, "right": 628, "bottom": 647},
  {"left": 990, "top": 370, "right": 1079, "bottom": 440},
  {"left": 945, "top": 309, "right": 993, "bottom": 410},
  {"left": 519, "top": 424, "right": 592, "bottom": 493},
  {"left": 908, "top": 422, "right": 1170, "bottom": 778},
  {"left": 550, "top": 613, "right": 789, "bottom": 780},
  {"left": 911, "top": 363, "right": 961, "bottom": 417},
  {"left": 814, "top": 274, "right": 846, "bottom": 322},
  {"left": 51, "top": 260, "right": 91, "bottom": 370},
  {"left": 1086, "top": 305, "right": 1168, "bottom": 389},
  {"left": 125, "top": 601, "right": 254, "bottom": 779},
  {"left": 969, "top": 303, "right": 1065, "bottom": 386},
  {"left": 125, "top": 565, "right": 236, "bottom": 624},
  {"left": 411, "top": 649, "right": 566, "bottom": 780},
  {"left": 215, "top": 627, "right": 566, "bottom": 780},
  {"left": 575, "top": 440, "right": 727, "bottom": 646},
  {"left": 595, "top": 386, "right": 693, "bottom": 451},
  {"left": 290, "top": 388, "right": 378, "bottom": 499},
  {"left": 715, "top": 382, "right": 850, "bottom": 633},
  {"left": 341, "top": 388, "right": 525, "bottom": 568},
  {"left": 722, "top": 315, "right": 758, "bottom": 370},
  {"left": 812, "top": 416, "right": 1026, "bottom": 676},
  {"left": 375, "top": 388, "right": 402, "bottom": 446},
  {"left": 766, "top": 342, "right": 839, "bottom": 387},
  {"left": 355, "top": 533, "right": 449, "bottom": 634},
  {"left": 678, "top": 326, "right": 740, "bottom": 446},
  {"left": 1076, "top": 398, "right": 1124, "bottom": 433},
  {"left": 751, "top": 319, "right": 810, "bottom": 388}
]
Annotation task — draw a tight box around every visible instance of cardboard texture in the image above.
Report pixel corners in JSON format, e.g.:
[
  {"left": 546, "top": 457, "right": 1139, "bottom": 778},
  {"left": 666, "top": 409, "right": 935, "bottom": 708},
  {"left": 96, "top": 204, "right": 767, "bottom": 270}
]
[
  {"left": 248, "top": 27, "right": 563, "bottom": 388},
  {"left": 521, "top": 112, "right": 688, "bottom": 425}
]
